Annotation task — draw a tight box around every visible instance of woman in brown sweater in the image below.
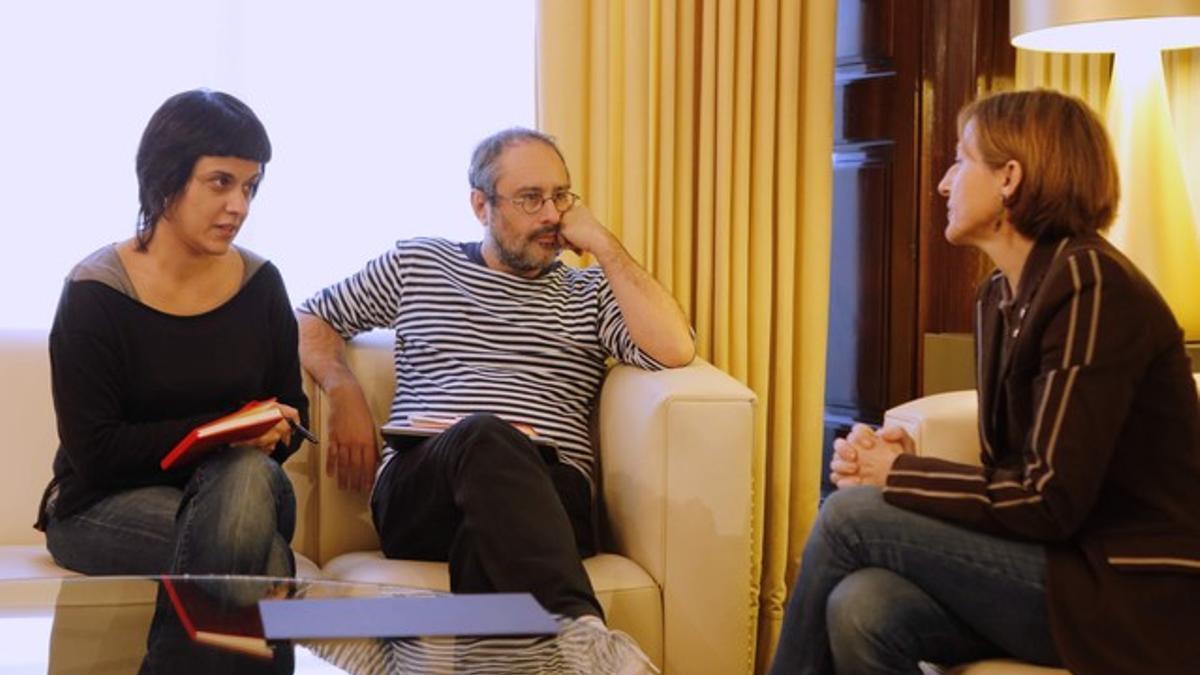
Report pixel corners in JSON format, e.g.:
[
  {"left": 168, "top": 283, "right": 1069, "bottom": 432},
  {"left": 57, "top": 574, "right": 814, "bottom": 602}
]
[{"left": 771, "top": 89, "right": 1200, "bottom": 673}]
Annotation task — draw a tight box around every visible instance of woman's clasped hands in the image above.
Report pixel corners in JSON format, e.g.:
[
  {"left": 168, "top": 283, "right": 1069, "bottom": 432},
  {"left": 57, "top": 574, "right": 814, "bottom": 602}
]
[{"left": 829, "top": 423, "right": 915, "bottom": 488}]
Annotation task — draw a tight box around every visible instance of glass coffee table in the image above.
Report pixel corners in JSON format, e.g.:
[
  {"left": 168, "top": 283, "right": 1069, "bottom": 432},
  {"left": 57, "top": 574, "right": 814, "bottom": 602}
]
[{"left": 0, "top": 575, "right": 607, "bottom": 674}]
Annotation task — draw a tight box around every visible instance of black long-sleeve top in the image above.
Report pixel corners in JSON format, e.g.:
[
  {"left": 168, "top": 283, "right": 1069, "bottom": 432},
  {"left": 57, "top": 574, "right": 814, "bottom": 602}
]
[{"left": 37, "top": 245, "right": 308, "bottom": 526}]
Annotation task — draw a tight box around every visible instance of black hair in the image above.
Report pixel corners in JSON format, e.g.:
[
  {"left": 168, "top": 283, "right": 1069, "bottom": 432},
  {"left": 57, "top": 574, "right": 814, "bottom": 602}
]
[{"left": 135, "top": 89, "right": 271, "bottom": 249}]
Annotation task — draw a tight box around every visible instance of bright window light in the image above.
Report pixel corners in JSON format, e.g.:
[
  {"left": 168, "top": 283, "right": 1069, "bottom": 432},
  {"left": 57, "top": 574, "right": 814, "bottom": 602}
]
[
  {"left": 0, "top": 615, "right": 53, "bottom": 668},
  {"left": 0, "top": 1, "right": 535, "bottom": 330}
]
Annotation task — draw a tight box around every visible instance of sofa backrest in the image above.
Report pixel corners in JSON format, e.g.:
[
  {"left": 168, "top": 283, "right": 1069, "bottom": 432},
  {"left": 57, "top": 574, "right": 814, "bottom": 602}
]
[{"left": 0, "top": 330, "right": 58, "bottom": 545}]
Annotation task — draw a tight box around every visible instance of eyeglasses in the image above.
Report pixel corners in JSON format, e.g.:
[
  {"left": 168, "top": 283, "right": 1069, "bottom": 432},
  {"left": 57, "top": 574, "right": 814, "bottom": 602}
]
[{"left": 491, "top": 191, "right": 580, "bottom": 215}]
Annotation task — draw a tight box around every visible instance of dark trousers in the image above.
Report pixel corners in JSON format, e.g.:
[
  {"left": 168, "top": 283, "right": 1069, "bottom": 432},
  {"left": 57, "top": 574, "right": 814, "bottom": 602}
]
[{"left": 371, "top": 413, "right": 602, "bottom": 620}]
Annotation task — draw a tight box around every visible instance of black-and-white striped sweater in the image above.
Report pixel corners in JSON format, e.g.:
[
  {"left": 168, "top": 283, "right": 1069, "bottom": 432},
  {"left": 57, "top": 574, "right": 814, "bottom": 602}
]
[{"left": 298, "top": 238, "right": 665, "bottom": 484}]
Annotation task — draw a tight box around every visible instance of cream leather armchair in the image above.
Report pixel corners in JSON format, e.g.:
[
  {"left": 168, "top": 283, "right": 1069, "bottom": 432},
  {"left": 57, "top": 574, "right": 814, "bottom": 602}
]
[
  {"left": 883, "top": 374, "right": 1200, "bottom": 675},
  {"left": 301, "top": 330, "right": 760, "bottom": 675}
]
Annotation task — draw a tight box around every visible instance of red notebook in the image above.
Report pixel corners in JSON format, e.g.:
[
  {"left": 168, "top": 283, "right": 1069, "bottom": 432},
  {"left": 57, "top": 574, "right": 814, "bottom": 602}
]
[
  {"left": 160, "top": 577, "right": 272, "bottom": 659},
  {"left": 160, "top": 400, "right": 282, "bottom": 470}
]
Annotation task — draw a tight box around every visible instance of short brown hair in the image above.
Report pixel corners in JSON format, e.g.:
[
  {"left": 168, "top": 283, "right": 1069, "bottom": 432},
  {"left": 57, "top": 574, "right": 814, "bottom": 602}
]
[{"left": 959, "top": 89, "right": 1119, "bottom": 240}]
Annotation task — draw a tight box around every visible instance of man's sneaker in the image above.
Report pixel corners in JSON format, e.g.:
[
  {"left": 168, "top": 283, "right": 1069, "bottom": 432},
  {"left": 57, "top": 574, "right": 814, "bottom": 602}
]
[{"left": 558, "top": 615, "right": 660, "bottom": 675}]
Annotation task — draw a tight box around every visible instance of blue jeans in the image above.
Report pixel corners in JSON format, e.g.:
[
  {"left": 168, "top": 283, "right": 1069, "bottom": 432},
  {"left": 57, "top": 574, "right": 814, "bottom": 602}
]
[
  {"left": 45, "top": 448, "right": 295, "bottom": 577},
  {"left": 769, "top": 487, "right": 1060, "bottom": 674}
]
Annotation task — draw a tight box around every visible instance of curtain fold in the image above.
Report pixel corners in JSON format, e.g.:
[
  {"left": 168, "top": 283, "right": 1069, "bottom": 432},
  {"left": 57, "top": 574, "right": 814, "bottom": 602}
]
[
  {"left": 537, "top": 1, "right": 835, "bottom": 672},
  {"left": 1015, "top": 50, "right": 1111, "bottom": 110}
]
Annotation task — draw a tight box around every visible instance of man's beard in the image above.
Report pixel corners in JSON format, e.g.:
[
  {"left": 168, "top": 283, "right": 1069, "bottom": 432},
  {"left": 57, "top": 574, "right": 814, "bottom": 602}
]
[{"left": 494, "top": 226, "right": 561, "bottom": 275}]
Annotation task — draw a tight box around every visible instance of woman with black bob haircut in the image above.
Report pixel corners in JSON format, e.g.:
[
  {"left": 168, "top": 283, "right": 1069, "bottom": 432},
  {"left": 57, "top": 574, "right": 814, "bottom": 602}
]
[
  {"left": 36, "top": 89, "right": 308, "bottom": 580},
  {"left": 134, "top": 89, "right": 273, "bottom": 249}
]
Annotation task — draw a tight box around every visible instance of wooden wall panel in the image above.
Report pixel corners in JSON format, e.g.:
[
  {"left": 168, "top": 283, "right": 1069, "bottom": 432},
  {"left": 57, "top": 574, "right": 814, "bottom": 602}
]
[
  {"left": 826, "top": 154, "right": 890, "bottom": 415},
  {"left": 916, "top": 0, "right": 1014, "bottom": 347},
  {"left": 823, "top": 0, "right": 919, "bottom": 494},
  {"left": 823, "top": 0, "right": 1016, "bottom": 495}
]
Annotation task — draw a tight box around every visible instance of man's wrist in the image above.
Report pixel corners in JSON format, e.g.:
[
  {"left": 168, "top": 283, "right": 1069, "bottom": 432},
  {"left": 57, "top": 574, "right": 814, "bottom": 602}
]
[
  {"left": 587, "top": 231, "right": 625, "bottom": 267},
  {"left": 326, "top": 375, "right": 367, "bottom": 402}
]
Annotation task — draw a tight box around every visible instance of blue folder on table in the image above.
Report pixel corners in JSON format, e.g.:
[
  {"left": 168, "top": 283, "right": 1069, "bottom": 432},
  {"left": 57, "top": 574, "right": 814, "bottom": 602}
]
[{"left": 258, "top": 593, "right": 559, "bottom": 640}]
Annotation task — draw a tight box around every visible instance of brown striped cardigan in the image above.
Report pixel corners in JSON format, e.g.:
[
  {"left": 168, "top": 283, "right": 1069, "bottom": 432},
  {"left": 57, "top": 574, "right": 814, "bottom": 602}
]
[{"left": 885, "top": 234, "right": 1200, "bottom": 673}]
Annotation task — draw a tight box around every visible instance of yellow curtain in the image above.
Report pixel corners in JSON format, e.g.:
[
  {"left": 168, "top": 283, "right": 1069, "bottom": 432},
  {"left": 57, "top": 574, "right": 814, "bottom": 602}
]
[
  {"left": 537, "top": 1, "right": 835, "bottom": 672},
  {"left": 1016, "top": 48, "right": 1200, "bottom": 338},
  {"left": 1014, "top": 50, "right": 1111, "bottom": 109}
]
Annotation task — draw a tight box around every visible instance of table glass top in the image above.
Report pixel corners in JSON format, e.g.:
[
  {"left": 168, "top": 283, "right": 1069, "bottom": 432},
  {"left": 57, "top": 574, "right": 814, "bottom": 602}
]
[{"left": 0, "top": 575, "right": 590, "bottom": 674}]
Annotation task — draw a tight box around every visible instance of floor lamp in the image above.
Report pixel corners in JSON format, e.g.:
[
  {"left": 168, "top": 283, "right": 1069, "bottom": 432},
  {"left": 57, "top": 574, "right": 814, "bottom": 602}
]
[{"left": 1011, "top": 1, "right": 1200, "bottom": 340}]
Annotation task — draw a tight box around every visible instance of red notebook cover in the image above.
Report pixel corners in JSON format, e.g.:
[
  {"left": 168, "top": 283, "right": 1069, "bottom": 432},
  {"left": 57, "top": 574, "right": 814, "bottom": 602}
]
[
  {"left": 160, "top": 400, "right": 282, "bottom": 470},
  {"left": 160, "top": 577, "right": 272, "bottom": 659}
]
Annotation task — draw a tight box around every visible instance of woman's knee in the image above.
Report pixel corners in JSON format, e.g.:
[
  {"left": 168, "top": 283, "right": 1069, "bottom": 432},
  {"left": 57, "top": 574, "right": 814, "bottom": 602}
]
[
  {"left": 827, "top": 569, "right": 896, "bottom": 638},
  {"left": 827, "top": 569, "right": 918, "bottom": 670},
  {"left": 198, "top": 448, "right": 291, "bottom": 501},
  {"left": 817, "top": 486, "right": 904, "bottom": 542},
  {"left": 820, "top": 485, "right": 884, "bottom": 522},
  {"left": 189, "top": 448, "right": 296, "bottom": 538},
  {"left": 796, "top": 488, "right": 906, "bottom": 601}
]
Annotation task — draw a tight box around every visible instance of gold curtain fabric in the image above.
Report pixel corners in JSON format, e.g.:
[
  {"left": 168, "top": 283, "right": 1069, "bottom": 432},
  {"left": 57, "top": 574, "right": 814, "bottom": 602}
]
[
  {"left": 536, "top": 1, "right": 835, "bottom": 671},
  {"left": 1015, "top": 50, "right": 1112, "bottom": 110}
]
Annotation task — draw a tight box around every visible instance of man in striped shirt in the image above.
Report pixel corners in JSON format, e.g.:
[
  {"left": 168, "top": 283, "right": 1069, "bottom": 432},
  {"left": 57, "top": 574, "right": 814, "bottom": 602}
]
[{"left": 297, "top": 128, "right": 693, "bottom": 671}]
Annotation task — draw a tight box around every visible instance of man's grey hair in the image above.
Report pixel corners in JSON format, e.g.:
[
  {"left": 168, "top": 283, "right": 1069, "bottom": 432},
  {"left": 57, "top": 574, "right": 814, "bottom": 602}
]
[{"left": 468, "top": 127, "right": 570, "bottom": 198}]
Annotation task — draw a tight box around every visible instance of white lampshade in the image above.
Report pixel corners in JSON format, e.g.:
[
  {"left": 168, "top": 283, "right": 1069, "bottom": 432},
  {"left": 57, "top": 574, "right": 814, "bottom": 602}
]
[{"left": 1011, "top": 0, "right": 1200, "bottom": 53}]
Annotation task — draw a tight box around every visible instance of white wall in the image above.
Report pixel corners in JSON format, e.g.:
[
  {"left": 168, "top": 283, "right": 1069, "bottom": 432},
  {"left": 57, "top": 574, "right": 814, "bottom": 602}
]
[{"left": 0, "top": 0, "right": 534, "bottom": 329}]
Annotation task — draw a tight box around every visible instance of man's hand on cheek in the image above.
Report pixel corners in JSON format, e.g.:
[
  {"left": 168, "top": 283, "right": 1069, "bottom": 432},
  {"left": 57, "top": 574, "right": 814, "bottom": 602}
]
[{"left": 558, "top": 203, "right": 614, "bottom": 257}]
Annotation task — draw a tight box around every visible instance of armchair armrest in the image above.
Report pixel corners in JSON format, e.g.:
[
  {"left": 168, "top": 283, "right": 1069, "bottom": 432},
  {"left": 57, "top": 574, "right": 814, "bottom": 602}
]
[
  {"left": 307, "top": 330, "right": 398, "bottom": 565},
  {"left": 883, "top": 390, "right": 982, "bottom": 466},
  {"left": 885, "top": 375, "right": 1200, "bottom": 468},
  {"left": 598, "top": 359, "right": 758, "bottom": 675}
]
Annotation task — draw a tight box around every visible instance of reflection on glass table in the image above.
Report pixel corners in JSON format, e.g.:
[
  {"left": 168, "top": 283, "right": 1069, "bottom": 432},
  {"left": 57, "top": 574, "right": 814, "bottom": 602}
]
[{"left": 0, "top": 575, "right": 608, "bottom": 674}]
